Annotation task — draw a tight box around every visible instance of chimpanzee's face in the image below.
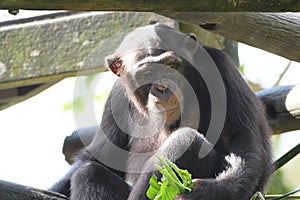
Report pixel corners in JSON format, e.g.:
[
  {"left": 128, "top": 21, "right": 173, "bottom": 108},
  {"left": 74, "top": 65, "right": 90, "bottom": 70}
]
[
  {"left": 105, "top": 24, "right": 202, "bottom": 127},
  {"left": 106, "top": 47, "right": 189, "bottom": 126}
]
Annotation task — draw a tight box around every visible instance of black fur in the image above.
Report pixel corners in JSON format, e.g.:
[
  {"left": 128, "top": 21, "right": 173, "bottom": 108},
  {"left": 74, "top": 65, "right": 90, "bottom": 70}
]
[{"left": 50, "top": 24, "right": 272, "bottom": 200}]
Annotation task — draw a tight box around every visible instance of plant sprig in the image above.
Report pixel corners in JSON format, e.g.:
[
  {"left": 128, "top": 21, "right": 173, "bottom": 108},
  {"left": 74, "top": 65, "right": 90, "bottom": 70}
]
[{"left": 146, "top": 156, "right": 194, "bottom": 200}]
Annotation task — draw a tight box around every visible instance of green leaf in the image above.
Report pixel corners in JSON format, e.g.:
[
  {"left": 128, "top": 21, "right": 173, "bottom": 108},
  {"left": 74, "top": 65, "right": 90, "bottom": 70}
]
[
  {"left": 155, "top": 180, "right": 179, "bottom": 200},
  {"left": 154, "top": 163, "right": 183, "bottom": 193},
  {"left": 147, "top": 175, "right": 161, "bottom": 200},
  {"left": 158, "top": 157, "right": 182, "bottom": 187},
  {"left": 146, "top": 156, "right": 195, "bottom": 200},
  {"left": 168, "top": 161, "right": 194, "bottom": 192}
]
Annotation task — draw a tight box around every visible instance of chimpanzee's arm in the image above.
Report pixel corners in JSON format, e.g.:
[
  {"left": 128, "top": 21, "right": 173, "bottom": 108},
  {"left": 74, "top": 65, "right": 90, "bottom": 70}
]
[
  {"left": 128, "top": 127, "right": 227, "bottom": 200},
  {"left": 174, "top": 131, "right": 270, "bottom": 200},
  {"left": 50, "top": 81, "right": 131, "bottom": 199}
]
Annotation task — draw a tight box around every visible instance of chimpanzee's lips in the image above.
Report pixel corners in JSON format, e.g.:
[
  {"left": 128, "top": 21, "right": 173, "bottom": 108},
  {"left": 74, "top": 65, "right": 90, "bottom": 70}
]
[{"left": 164, "top": 107, "right": 179, "bottom": 114}]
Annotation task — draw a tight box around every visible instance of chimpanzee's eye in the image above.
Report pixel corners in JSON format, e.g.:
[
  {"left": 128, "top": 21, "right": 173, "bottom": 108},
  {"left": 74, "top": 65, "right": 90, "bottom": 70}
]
[{"left": 109, "top": 58, "right": 123, "bottom": 75}]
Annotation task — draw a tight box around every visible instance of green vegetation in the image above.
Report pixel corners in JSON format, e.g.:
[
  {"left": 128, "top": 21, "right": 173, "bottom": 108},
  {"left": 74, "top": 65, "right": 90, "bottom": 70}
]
[{"left": 146, "top": 157, "right": 194, "bottom": 200}]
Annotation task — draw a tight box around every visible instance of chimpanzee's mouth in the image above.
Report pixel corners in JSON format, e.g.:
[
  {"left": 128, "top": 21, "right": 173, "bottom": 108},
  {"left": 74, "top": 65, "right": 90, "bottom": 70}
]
[{"left": 162, "top": 107, "right": 179, "bottom": 114}]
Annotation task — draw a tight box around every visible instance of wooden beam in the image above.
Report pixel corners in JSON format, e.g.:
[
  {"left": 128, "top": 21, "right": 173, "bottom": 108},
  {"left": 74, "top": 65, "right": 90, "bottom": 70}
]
[
  {"left": 0, "top": 180, "right": 67, "bottom": 200},
  {"left": 0, "top": 81, "right": 61, "bottom": 111},
  {"left": 160, "top": 12, "right": 300, "bottom": 63},
  {"left": 0, "top": 12, "right": 176, "bottom": 90},
  {"left": 0, "top": 0, "right": 300, "bottom": 12},
  {"left": 257, "top": 84, "right": 300, "bottom": 134}
]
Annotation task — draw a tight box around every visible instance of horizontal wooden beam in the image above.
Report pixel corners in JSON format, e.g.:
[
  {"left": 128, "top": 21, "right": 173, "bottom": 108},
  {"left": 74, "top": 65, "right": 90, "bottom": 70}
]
[
  {"left": 0, "top": 0, "right": 300, "bottom": 12},
  {"left": 1, "top": 12, "right": 299, "bottom": 92},
  {"left": 161, "top": 12, "right": 300, "bottom": 63},
  {"left": 0, "top": 81, "right": 60, "bottom": 111},
  {"left": 0, "top": 12, "right": 175, "bottom": 90}
]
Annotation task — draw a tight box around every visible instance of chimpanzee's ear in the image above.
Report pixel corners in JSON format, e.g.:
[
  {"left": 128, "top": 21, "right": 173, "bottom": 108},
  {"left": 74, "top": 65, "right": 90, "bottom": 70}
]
[
  {"left": 187, "top": 33, "right": 197, "bottom": 41},
  {"left": 105, "top": 54, "right": 114, "bottom": 67},
  {"left": 105, "top": 54, "right": 123, "bottom": 76}
]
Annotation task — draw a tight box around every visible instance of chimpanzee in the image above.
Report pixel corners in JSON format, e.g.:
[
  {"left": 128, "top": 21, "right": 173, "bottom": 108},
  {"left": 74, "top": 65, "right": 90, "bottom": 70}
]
[{"left": 50, "top": 24, "right": 273, "bottom": 200}]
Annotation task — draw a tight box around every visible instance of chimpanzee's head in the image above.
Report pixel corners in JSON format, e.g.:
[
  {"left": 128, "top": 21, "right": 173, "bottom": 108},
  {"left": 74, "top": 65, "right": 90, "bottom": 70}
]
[{"left": 106, "top": 24, "right": 204, "bottom": 128}]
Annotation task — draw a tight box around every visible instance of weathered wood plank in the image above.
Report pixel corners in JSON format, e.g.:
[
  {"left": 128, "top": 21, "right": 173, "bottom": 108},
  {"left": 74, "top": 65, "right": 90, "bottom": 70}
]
[
  {"left": 0, "top": 180, "right": 67, "bottom": 200},
  {"left": 0, "top": 12, "right": 176, "bottom": 90},
  {"left": 0, "top": 0, "right": 300, "bottom": 12},
  {"left": 160, "top": 12, "right": 300, "bottom": 63},
  {"left": 178, "top": 22, "right": 240, "bottom": 67}
]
